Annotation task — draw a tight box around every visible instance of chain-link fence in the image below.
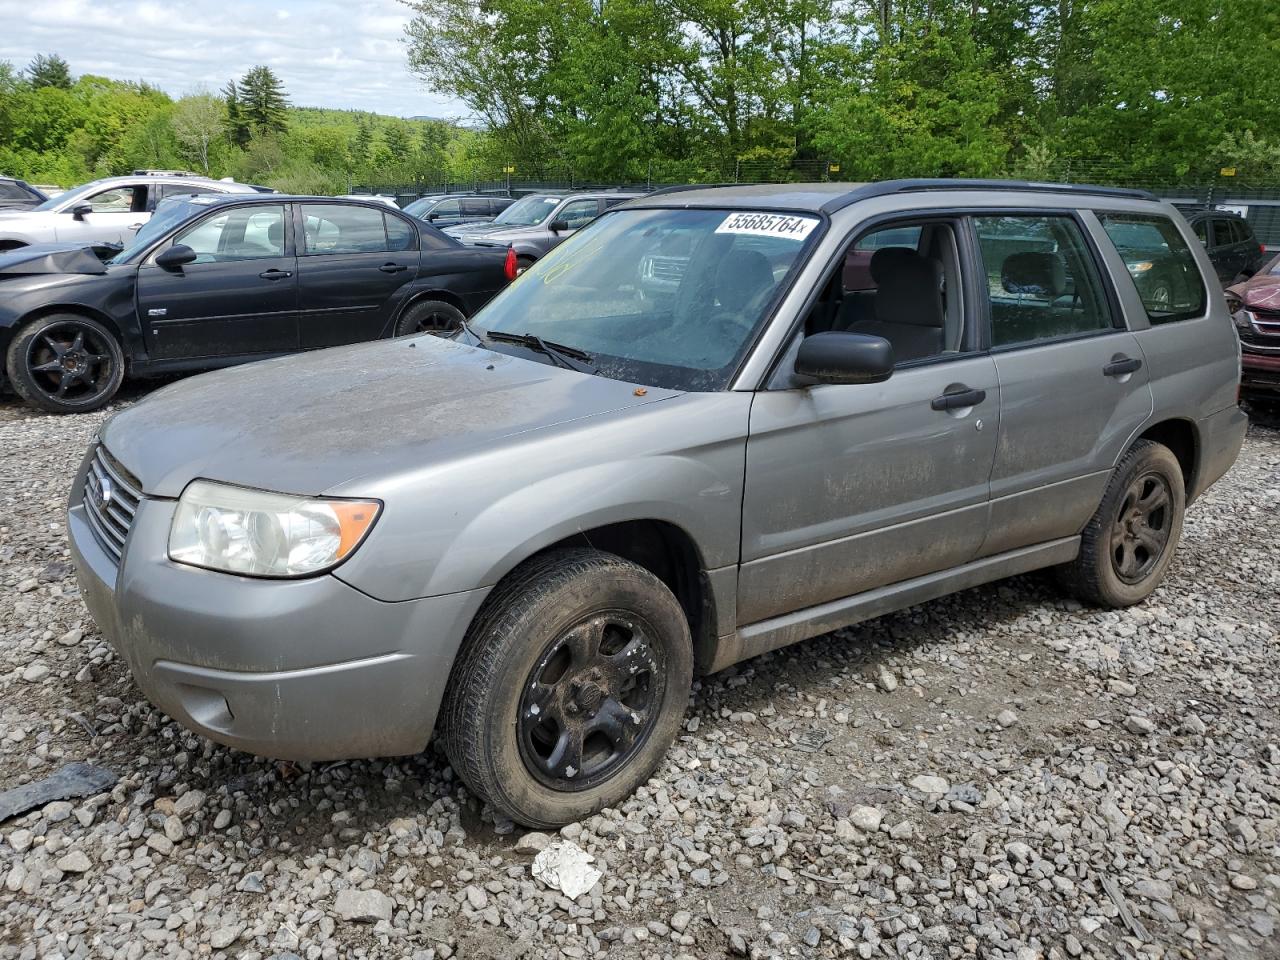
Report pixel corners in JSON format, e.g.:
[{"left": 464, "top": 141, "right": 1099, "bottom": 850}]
[{"left": 351, "top": 160, "right": 1280, "bottom": 247}]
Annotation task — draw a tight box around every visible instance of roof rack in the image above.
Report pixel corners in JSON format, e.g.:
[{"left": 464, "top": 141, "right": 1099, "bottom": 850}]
[{"left": 822, "top": 178, "right": 1159, "bottom": 212}]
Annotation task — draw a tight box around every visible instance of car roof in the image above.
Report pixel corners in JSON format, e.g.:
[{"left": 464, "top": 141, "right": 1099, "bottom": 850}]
[
  {"left": 169, "top": 193, "right": 415, "bottom": 208},
  {"left": 624, "top": 179, "right": 1162, "bottom": 214},
  {"left": 83, "top": 174, "right": 260, "bottom": 193},
  {"left": 1186, "top": 208, "right": 1246, "bottom": 222}
]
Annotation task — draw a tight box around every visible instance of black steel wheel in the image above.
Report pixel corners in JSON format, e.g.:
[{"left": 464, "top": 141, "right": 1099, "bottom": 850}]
[
  {"left": 442, "top": 548, "right": 693, "bottom": 828},
  {"left": 1110, "top": 471, "right": 1174, "bottom": 584},
  {"left": 5, "top": 314, "right": 125, "bottom": 414},
  {"left": 518, "top": 612, "right": 666, "bottom": 791},
  {"left": 393, "top": 300, "right": 465, "bottom": 338},
  {"left": 1058, "top": 439, "right": 1185, "bottom": 608}
]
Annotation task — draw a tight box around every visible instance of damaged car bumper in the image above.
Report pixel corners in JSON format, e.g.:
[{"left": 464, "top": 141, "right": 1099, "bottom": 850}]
[{"left": 67, "top": 446, "right": 487, "bottom": 761}]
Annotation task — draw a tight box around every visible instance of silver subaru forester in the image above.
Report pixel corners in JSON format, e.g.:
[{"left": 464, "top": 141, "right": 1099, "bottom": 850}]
[{"left": 69, "top": 180, "right": 1247, "bottom": 827}]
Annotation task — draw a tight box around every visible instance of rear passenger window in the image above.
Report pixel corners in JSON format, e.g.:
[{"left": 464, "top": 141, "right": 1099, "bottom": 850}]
[
  {"left": 302, "top": 204, "right": 388, "bottom": 254},
  {"left": 974, "top": 215, "right": 1112, "bottom": 347},
  {"left": 1097, "top": 213, "right": 1207, "bottom": 324},
  {"left": 384, "top": 213, "right": 416, "bottom": 251}
]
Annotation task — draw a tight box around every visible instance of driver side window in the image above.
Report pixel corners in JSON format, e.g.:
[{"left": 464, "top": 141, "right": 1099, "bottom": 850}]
[
  {"left": 173, "top": 206, "right": 287, "bottom": 263},
  {"left": 86, "top": 186, "right": 140, "bottom": 213},
  {"left": 804, "top": 220, "right": 966, "bottom": 365},
  {"left": 558, "top": 200, "right": 601, "bottom": 230}
]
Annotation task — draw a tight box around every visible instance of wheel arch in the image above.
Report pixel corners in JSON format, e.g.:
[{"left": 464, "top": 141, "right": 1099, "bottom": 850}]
[{"left": 1134, "top": 417, "right": 1199, "bottom": 499}]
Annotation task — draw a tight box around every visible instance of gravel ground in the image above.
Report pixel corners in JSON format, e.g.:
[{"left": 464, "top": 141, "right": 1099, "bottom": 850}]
[{"left": 0, "top": 387, "right": 1277, "bottom": 960}]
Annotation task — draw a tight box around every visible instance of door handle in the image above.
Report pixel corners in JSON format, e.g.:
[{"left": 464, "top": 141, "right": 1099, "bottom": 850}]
[
  {"left": 129, "top": 223, "right": 144, "bottom": 230},
  {"left": 1104, "top": 356, "right": 1142, "bottom": 377},
  {"left": 931, "top": 387, "right": 986, "bottom": 411},
  {"left": 379, "top": 262, "right": 408, "bottom": 273},
  {"left": 259, "top": 269, "right": 292, "bottom": 280}
]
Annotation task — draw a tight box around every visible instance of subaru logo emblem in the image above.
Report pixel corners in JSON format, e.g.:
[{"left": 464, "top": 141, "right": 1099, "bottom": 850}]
[{"left": 97, "top": 475, "right": 114, "bottom": 512}]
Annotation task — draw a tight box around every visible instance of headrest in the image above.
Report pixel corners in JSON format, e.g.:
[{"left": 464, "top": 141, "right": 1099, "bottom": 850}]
[
  {"left": 869, "top": 246, "right": 919, "bottom": 284},
  {"left": 716, "top": 248, "right": 774, "bottom": 313},
  {"left": 1002, "top": 252, "right": 1066, "bottom": 298},
  {"left": 874, "top": 250, "right": 944, "bottom": 328},
  {"left": 267, "top": 219, "right": 284, "bottom": 247}
]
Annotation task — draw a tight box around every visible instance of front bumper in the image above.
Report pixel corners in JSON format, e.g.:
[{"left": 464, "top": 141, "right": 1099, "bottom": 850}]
[
  {"left": 68, "top": 455, "right": 488, "bottom": 761},
  {"left": 1241, "top": 349, "right": 1280, "bottom": 394}
]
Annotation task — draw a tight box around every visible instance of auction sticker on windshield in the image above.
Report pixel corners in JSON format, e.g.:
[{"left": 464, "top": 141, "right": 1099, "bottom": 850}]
[{"left": 715, "top": 212, "right": 819, "bottom": 241}]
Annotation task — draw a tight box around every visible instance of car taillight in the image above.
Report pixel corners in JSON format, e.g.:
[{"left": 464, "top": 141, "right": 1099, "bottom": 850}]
[{"left": 504, "top": 246, "right": 518, "bottom": 282}]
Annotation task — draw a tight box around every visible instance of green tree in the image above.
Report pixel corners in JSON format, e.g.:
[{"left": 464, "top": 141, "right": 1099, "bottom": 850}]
[
  {"left": 27, "top": 53, "right": 71, "bottom": 90},
  {"left": 172, "top": 94, "right": 224, "bottom": 173},
  {"left": 239, "top": 66, "right": 289, "bottom": 136},
  {"left": 222, "top": 80, "right": 251, "bottom": 148}
]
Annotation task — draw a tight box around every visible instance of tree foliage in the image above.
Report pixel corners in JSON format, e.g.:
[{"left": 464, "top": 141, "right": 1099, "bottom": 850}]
[
  {"left": 405, "top": 0, "right": 1280, "bottom": 184},
  {"left": 27, "top": 53, "right": 72, "bottom": 90},
  {"left": 239, "top": 66, "right": 290, "bottom": 136}
]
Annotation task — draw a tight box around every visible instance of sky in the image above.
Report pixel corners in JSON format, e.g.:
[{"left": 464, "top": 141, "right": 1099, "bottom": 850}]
[{"left": 0, "top": 0, "right": 467, "bottom": 118}]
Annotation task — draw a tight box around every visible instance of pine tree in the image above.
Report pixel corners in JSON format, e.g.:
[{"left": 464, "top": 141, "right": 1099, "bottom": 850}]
[
  {"left": 350, "top": 121, "right": 373, "bottom": 167},
  {"left": 239, "top": 66, "right": 289, "bottom": 136},
  {"left": 27, "top": 53, "right": 71, "bottom": 89},
  {"left": 222, "top": 80, "right": 251, "bottom": 148}
]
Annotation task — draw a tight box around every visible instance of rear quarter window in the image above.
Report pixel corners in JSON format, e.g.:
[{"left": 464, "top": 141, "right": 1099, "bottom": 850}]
[{"left": 1096, "top": 213, "right": 1207, "bottom": 325}]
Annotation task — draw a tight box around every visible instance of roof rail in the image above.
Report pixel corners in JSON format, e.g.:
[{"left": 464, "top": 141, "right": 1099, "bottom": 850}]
[
  {"left": 822, "top": 178, "right": 1159, "bottom": 212},
  {"left": 643, "top": 183, "right": 743, "bottom": 198}
]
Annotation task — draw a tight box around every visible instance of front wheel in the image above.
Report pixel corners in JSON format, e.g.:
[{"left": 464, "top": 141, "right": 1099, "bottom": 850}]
[
  {"left": 1058, "top": 440, "right": 1185, "bottom": 607},
  {"left": 442, "top": 549, "right": 693, "bottom": 827},
  {"left": 393, "top": 299, "right": 466, "bottom": 338},
  {"left": 4, "top": 314, "right": 125, "bottom": 414}
]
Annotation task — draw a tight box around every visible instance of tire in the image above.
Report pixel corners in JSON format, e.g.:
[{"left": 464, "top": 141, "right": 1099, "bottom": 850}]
[
  {"left": 1057, "top": 440, "right": 1185, "bottom": 608},
  {"left": 4, "top": 314, "right": 125, "bottom": 414},
  {"left": 442, "top": 548, "right": 693, "bottom": 827},
  {"left": 392, "top": 299, "right": 466, "bottom": 338}
]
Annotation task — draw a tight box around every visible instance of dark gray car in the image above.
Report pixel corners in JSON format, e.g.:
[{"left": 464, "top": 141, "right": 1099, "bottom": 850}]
[
  {"left": 68, "top": 179, "right": 1246, "bottom": 828},
  {"left": 444, "top": 191, "right": 644, "bottom": 268}
]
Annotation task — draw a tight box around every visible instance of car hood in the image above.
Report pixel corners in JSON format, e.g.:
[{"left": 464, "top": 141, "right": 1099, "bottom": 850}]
[
  {"left": 445, "top": 222, "right": 537, "bottom": 240},
  {"left": 0, "top": 242, "right": 111, "bottom": 277},
  {"left": 99, "top": 336, "right": 679, "bottom": 499},
  {"left": 1228, "top": 275, "right": 1280, "bottom": 311}
]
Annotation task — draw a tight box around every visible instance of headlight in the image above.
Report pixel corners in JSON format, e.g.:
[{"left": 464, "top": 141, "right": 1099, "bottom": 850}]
[
  {"left": 1127, "top": 260, "right": 1155, "bottom": 275},
  {"left": 168, "top": 481, "right": 380, "bottom": 577}
]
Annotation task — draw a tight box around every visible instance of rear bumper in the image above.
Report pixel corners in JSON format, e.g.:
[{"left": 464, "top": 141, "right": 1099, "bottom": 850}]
[
  {"left": 1191, "top": 404, "right": 1249, "bottom": 502},
  {"left": 68, "top": 458, "right": 488, "bottom": 761}
]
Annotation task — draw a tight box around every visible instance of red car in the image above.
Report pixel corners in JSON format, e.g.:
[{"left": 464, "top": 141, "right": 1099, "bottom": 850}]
[{"left": 1227, "top": 252, "right": 1280, "bottom": 411}]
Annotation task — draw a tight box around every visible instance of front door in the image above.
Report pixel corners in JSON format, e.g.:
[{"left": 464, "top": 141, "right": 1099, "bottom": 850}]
[
  {"left": 296, "top": 203, "right": 419, "bottom": 347},
  {"left": 138, "top": 203, "right": 298, "bottom": 360},
  {"left": 55, "top": 184, "right": 150, "bottom": 245},
  {"left": 971, "top": 212, "right": 1154, "bottom": 557},
  {"left": 739, "top": 218, "right": 998, "bottom": 625}
]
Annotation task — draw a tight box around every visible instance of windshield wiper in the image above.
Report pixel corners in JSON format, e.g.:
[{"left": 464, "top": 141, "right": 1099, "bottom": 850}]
[{"left": 485, "top": 331, "right": 596, "bottom": 373}]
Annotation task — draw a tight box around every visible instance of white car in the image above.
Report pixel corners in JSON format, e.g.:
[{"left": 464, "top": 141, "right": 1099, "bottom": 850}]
[
  {"left": 0, "top": 175, "right": 258, "bottom": 251},
  {"left": 335, "top": 194, "right": 400, "bottom": 208}
]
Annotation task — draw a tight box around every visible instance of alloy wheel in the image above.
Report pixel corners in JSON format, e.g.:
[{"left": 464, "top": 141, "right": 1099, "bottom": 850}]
[
  {"left": 24, "top": 321, "right": 119, "bottom": 407},
  {"left": 518, "top": 612, "right": 666, "bottom": 791},
  {"left": 1111, "top": 471, "right": 1173, "bottom": 584}
]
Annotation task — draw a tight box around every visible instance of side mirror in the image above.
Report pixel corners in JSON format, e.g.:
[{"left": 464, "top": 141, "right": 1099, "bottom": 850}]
[
  {"left": 427, "top": 212, "right": 439, "bottom": 221},
  {"left": 549, "top": 219, "right": 569, "bottom": 233},
  {"left": 71, "top": 203, "right": 93, "bottom": 221},
  {"left": 794, "top": 331, "right": 894, "bottom": 385},
  {"left": 155, "top": 244, "right": 198, "bottom": 270}
]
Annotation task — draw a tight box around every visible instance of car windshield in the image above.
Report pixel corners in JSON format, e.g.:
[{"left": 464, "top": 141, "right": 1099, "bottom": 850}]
[
  {"left": 491, "top": 195, "right": 560, "bottom": 227},
  {"left": 107, "top": 198, "right": 203, "bottom": 263},
  {"left": 402, "top": 197, "right": 440, "bottom": 217},
  {"left": 33, "top": 179, "right": 109, "bottom": 212},
  {"left": 468, "top": 207, "right": 822, "bottom": 391}
]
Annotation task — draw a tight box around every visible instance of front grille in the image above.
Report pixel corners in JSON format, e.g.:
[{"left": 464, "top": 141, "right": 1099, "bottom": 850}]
[{"left": 83, "top": 446, "right": 143, "bottom": 562}]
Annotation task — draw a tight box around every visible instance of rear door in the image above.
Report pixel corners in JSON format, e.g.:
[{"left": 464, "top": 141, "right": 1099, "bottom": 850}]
[
  {"left": 137, "top": 202, "right": 298, "bottom": 359},
  {"left": 1210, "top": 219, "right": 1247, "bottom": 281},
  {"left": 972, "top": 212, "right": 1153, "bottom": 557},
  {"left": 296, "top": 203, "right": 419, "bottom": 347}
]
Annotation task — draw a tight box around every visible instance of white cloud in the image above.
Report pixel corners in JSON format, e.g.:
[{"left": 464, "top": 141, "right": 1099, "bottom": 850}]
[{"left": 0, "top": 0, "right": 466, "bottom": 118}]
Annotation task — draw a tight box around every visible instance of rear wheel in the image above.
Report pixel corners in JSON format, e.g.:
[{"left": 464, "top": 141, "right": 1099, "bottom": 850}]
[
  {"left": 393, "top": 299, "right": 466, "bottom": 338},
  {"left": 442, "top": 548, "right": 693, "bottom": 827},
  {"left": 1058, "top": 440, "right": 1185, "bottom": 607},
  {"left": 5, "top": 314, "right": 125, "bottom": 414}
]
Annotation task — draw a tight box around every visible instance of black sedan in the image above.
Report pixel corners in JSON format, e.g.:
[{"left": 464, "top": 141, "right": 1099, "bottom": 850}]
[{"left": 0, "top": 195, "right": 512, "bottom": 413}]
